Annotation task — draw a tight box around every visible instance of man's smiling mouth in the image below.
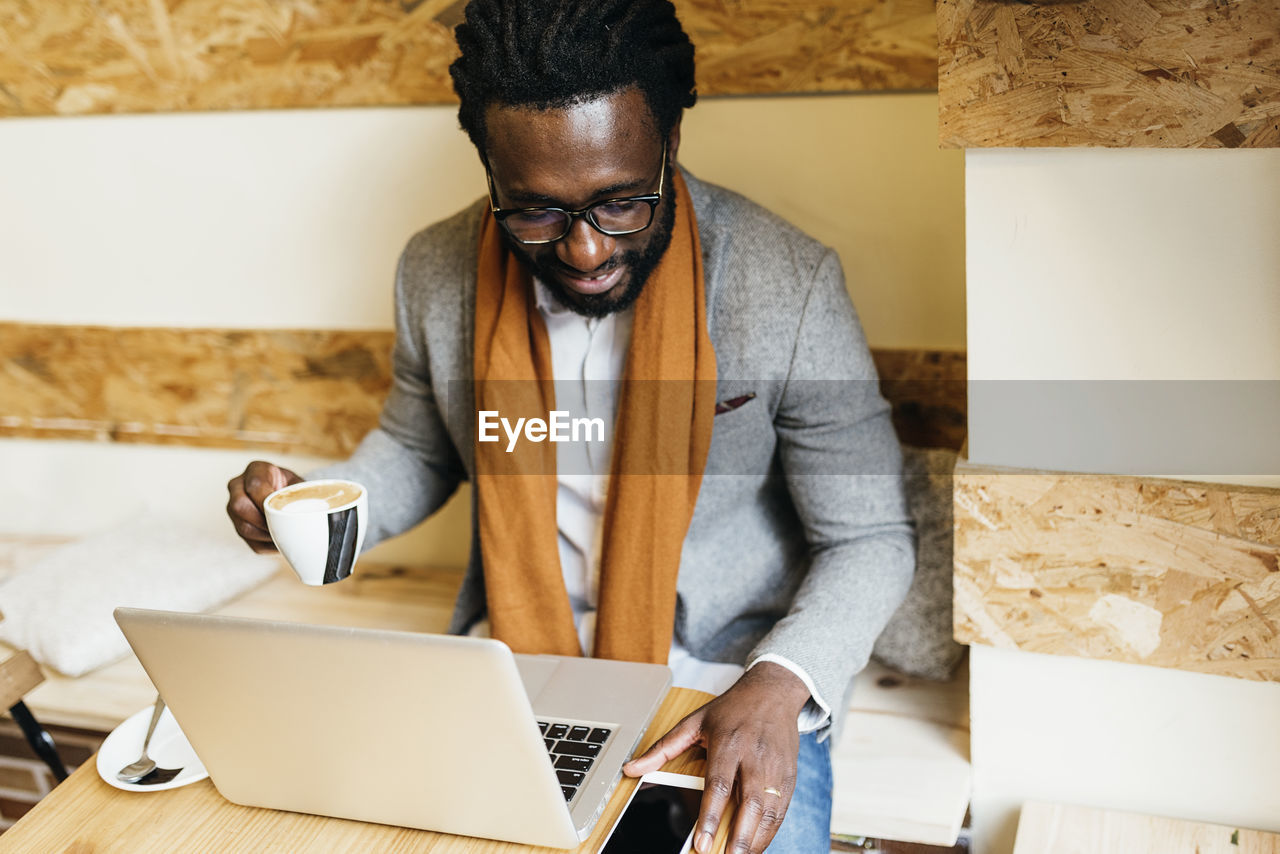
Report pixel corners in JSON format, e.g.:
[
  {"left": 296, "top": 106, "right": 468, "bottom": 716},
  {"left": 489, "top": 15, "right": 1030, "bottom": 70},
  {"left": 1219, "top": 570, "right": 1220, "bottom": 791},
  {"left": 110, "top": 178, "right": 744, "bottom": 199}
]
[{"left": 556, "top": 265, "right": 625, "bottom": 295}]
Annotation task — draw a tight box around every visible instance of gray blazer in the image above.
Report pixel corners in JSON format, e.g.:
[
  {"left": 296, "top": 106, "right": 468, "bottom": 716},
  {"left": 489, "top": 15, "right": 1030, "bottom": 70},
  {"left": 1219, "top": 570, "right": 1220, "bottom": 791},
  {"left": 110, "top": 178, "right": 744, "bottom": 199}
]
[{"left": 316, "top": 169, "right": 915, "bottom": 733}]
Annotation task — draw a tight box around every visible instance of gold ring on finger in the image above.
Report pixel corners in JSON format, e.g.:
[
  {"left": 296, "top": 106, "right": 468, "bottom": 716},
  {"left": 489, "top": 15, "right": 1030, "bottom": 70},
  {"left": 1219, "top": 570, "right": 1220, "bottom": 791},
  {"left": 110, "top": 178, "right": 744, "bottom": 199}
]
[{"left": 762, "top": 786, "right": 782, "bottom": 797}]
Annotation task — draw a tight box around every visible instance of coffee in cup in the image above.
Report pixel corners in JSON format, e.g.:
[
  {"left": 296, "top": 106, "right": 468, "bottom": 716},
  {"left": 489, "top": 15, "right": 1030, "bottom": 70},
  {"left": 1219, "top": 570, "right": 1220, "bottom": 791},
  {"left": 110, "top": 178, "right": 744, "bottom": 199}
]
[
  {"left": 267, "top": 481, "right": 364, "bottom": 514},
  {"left": 264, "top": 479, "right": 368, "bottom": 586}
]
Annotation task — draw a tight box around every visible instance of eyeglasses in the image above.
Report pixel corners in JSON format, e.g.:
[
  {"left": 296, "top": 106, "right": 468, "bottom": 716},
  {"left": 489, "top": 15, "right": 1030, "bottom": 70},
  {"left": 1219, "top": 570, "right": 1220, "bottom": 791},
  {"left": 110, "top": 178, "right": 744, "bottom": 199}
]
[{"left": 486, "top": 142, "right": 666, "bottom": 245}]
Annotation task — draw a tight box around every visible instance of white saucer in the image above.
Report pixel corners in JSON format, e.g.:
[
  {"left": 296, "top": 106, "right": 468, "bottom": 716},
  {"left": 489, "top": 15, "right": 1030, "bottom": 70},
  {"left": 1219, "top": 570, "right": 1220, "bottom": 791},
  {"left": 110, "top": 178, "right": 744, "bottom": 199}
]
[{"left": 96, "top": 703, "right": 209, "bottom": 792}]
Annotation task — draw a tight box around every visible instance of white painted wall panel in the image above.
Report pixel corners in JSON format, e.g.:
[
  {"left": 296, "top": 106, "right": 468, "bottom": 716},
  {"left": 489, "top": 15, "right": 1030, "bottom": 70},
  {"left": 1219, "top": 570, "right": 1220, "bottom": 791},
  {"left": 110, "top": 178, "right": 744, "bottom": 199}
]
[
  {"left": 0, "top": 107, "right": 481, "bottom": 330},
  {"left": 966, "top": 149, "right": 1280, "bottom": 383},
  {"left": 966, "top": 148, "right": 1280, "bottom": 481},
  {"left": 970, "top": 646, "right": 1280, "bottom": 854},
  {"left": 0, "top": 95, "right": 964, "bottom": 348}
]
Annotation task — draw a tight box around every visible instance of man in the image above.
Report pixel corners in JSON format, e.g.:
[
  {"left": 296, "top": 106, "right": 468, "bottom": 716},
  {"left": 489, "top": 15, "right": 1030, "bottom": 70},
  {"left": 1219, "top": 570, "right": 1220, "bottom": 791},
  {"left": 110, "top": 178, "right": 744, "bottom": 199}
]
[{"left": 226, "top": 1, "right": 914, "bottom": 851}]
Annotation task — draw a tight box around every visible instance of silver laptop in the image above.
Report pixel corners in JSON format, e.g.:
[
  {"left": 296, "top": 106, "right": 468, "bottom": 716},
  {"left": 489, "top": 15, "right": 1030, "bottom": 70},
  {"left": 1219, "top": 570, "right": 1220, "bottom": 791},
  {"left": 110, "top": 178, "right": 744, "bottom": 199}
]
[{"left": 114, "top": 607, "right": 671, "bottom": 849}]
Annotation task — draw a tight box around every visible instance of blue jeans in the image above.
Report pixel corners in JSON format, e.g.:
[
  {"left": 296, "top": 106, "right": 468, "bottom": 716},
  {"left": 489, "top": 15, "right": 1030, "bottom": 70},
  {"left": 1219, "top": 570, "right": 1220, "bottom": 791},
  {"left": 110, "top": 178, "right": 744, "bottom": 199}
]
[{"left": 764, "top": 731, "right": 832, "bottom": 853}]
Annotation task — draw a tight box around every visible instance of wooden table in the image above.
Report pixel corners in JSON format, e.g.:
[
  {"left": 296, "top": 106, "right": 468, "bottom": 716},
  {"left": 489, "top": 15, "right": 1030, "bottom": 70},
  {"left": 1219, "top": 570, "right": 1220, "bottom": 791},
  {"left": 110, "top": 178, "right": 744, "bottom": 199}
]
[
  {"left": 1, "top": 538, "right": 974, "bottom": 848},
  {"left": 0, "top": 687, "right": 726, "bottom": 854}
]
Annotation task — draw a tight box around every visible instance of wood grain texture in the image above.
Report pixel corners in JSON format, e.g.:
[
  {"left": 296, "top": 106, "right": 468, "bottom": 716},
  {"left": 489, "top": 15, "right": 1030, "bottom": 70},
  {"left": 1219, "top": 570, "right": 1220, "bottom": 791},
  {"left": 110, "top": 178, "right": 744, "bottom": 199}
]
[
  {"left": 938, "top": 0, "right": 1280, "bottom": 148},
  {"left": 871, "top": 349, "right": 967, "bottom": 451},
  {"left": 832, "top": 660, "right": 971, "bottom": 848},
  {"left": 0, "top": 324, "right": 393, "bottom": 458},
  {"left": 0, "top": 324, "right": 966, "bottom": 458},
  {"left": 1013, "top": 801, "right": 1280, "bottom": 853},
  {"left": 953, "top": 461, "right": 1280, "bottom": 681},
  {"left": 0, "top": 651, "right": 44, "bottom": 711},
  {"left": 679, "top": 0, "right": 937, "bottom": 96},
  {"left": 0, "top": 688, "right": 727, "bottom": 854},
  {"left": 0, "top": 0, "right": 937, "bottom": 119}
]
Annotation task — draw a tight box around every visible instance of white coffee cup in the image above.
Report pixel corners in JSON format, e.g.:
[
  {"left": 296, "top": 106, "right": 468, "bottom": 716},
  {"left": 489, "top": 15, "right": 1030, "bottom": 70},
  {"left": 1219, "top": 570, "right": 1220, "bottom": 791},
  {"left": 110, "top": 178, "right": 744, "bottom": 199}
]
[{"left": 263, "top": 479, "right": 368, "bottom": 586}]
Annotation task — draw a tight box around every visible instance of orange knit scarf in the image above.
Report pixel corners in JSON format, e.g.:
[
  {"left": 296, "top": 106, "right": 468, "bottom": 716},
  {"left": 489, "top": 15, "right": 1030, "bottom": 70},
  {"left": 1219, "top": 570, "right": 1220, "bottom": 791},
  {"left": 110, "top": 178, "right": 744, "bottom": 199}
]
[{"left": 473, "top": 170, "right": 715, "bottom": 663}]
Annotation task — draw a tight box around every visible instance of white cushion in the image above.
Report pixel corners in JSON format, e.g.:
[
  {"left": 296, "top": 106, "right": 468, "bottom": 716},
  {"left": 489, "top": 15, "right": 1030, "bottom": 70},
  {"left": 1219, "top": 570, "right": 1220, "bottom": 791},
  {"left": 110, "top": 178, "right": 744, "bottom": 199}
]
[{"left": 0, "top": 517, "right": 278, "bottom": 677}]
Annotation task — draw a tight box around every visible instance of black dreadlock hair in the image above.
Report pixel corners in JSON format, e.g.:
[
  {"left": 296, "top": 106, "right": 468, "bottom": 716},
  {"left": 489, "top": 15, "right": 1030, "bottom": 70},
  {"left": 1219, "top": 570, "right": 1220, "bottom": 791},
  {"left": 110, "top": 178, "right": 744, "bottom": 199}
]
[{"left": 449, "top": 0, "right": 697, "bottom": 154}]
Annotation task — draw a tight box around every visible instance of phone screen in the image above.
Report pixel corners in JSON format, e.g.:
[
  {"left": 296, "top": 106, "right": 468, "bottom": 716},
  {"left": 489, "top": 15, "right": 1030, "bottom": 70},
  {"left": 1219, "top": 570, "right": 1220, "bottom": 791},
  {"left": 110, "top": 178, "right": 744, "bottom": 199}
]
[{"left": 600, "top": 780, "right": 703, "bottom": 854}]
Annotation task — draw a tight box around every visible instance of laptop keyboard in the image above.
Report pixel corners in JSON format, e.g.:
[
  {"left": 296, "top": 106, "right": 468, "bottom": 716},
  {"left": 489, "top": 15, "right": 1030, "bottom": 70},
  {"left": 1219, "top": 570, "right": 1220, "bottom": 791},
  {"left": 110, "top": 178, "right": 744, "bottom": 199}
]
[{"left": 537, "top": 720, "right": 612, "bottom": 802}]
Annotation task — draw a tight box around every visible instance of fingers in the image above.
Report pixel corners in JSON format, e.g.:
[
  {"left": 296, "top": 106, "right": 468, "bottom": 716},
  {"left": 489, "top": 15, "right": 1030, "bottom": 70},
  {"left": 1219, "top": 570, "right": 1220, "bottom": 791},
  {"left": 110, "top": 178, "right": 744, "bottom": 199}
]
[
  {"left": 622, "top": 710, "right": 703, "bottom": 777},
  {"left": 225, "top": 461, "right": 302, "bottom": 552},
  {"left": 244, "top": 460, "right": 300, "bottom": 504},
  {"left": 692, "top": 736, "right": 738, "bottom": 854},
  {"left": 731, "top": 764, "right": 794, "bottom": 854},
  {"left": 695, "top": 741, "right": 795, "bottom": 854}
]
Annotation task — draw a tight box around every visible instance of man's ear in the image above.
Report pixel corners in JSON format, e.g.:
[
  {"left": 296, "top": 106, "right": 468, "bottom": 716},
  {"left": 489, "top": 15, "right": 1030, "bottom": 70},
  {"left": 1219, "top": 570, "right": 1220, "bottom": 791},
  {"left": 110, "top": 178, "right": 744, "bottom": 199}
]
[{"left": 667, "top": 121, "right": 682, "bottom": 163}]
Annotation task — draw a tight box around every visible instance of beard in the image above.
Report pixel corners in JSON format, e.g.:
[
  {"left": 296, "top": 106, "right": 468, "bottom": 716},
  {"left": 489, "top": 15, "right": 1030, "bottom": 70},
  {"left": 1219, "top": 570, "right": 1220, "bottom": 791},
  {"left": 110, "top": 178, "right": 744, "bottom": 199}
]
[{"left": 503, "top": 176, "right": 677, "bottom": 319}]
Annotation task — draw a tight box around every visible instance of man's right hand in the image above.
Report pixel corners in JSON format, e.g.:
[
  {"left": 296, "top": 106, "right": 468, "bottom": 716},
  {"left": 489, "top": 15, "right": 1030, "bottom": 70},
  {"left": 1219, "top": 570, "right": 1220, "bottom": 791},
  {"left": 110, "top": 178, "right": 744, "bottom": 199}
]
[{"left": 226, "top": 461, "right": 303, "bottom": 553}]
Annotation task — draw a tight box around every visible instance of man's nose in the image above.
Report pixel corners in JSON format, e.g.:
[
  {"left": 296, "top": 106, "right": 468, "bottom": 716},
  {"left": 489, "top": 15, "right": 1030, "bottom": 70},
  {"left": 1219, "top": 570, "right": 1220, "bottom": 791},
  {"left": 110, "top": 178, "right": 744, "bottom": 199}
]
[{"left": 556, "top": 217, "right": 614, "bottom": 272}]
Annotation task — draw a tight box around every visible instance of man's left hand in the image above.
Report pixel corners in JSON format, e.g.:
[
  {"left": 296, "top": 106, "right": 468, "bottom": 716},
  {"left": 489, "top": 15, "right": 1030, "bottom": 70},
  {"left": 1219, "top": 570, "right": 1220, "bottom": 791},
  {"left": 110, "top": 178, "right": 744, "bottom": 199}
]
[{"left": 622, "top": 661, "right": 812, "bottom": 854}]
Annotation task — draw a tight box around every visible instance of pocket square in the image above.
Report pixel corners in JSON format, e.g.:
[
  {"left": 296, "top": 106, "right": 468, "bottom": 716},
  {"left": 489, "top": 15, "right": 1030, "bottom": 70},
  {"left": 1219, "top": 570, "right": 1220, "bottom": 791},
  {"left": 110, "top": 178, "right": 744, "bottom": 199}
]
[{"left": 714, "top": 392, "right": 756, "bottom": 415}]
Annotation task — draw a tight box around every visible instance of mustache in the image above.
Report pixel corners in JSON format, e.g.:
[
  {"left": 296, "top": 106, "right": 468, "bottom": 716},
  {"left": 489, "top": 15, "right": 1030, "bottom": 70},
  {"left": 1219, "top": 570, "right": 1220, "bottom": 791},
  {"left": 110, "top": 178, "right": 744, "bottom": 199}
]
[
  {"left": 544, "top": 258, "right": 624, "bottom": 278},
  {"left": 497, "top": 230, "right": 628, "bottom": 280}
]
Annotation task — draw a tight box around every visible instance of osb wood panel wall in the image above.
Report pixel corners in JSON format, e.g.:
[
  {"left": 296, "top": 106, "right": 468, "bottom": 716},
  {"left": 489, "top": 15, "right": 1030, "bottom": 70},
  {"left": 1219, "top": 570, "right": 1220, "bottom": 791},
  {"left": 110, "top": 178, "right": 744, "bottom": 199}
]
[
  {"left": 0, "top": 0, "right": 937, "bottom": 118},
  {"left": 954, "top": 460, "right": 1280, "bottom": 682},
  {"left": 1, "top": 326, "right": 392, "bottom": 457},
  {"left": 0, "top": 323, "right": 966, "bottom": 458},
  {"left": 938, "top": 0, "right": 1280, "bottom": 148}
]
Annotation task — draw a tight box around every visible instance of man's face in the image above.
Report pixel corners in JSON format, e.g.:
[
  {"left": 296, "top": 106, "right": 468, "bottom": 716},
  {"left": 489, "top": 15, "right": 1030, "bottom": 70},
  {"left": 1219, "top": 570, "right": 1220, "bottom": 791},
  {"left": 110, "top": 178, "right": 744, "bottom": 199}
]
[{"left": 483, "top": 87, "right": 678, "bottom": 318}]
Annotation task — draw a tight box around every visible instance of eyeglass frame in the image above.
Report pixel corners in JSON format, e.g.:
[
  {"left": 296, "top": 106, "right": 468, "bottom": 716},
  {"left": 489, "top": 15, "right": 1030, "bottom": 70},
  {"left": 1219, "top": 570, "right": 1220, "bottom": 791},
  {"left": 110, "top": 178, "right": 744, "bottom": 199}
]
[{"left": 484, "top": 141, "right": 667, "bottom": 245}]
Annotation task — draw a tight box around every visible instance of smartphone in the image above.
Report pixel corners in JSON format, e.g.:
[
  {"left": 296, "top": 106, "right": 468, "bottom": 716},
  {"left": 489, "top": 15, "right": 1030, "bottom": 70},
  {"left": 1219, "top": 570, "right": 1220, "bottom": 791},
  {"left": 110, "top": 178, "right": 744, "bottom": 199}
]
[{"left": 599, "top": 771, "right": 705, "bottom": 854}]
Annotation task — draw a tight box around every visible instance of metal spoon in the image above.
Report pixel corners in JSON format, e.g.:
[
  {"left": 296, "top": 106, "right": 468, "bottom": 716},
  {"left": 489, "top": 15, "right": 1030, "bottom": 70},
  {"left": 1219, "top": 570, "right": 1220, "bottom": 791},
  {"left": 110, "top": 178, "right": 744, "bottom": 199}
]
[{"left": 117, "top": 696, "right": 166, "bottom": 783}]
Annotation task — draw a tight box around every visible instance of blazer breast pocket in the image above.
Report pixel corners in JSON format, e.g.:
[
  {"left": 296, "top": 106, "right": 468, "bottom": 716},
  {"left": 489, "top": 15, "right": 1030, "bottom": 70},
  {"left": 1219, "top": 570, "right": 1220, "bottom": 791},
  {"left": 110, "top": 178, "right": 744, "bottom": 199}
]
[
  {"left": 708, "top": 391, "right": 773, "bottom": 476},
  {"left": 714, "top": 392, "right": 756, "bottom": 415}
]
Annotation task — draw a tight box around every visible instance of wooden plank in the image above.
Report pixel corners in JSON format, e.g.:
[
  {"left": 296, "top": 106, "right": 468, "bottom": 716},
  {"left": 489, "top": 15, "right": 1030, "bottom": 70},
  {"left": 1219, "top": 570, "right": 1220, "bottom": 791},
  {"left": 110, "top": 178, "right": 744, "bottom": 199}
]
[
  {"left": 1013, "top": 801, "right": 1280, "bottom": 853},
  {"left": 0, "top": 324, "right": 965, "bottom": 458},
  {"left": 954, "top": 460, "right": 1280, "bottom": 681},
  {"left": 938, "top": 0, "right": 1280, "bottom": 148},
  {"left": 832, "top": 659, "right": 971, "bottom": 847},
  {"left": 0, "top": 650, "right": 44, "bottom": 711},
  {"left": 0, "top": 0, "right": 937, "bottom": 119},
  {"left": 0, "top": 324, "right": 394, "bottom": 459}
]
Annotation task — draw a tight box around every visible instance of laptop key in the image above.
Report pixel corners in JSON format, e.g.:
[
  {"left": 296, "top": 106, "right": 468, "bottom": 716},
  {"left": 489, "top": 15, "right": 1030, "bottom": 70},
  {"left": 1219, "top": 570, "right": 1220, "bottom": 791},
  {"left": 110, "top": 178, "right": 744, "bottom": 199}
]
[
  {"left": 561, "top": 786, "right": 576, "bottom": 801},
  {"left": 566, "top": 725, "right": 590, "bottom": 741},
  {"left": 556, "top": 769, "right": 585, "bottom": 786},
  {"left": 554, "top": 755, "right": 593, "bottom": 772},
  {"left": 554, "top": 740, "right": 601, "bottom": 758},
  {"left": 544, "top": 738, "right": 556, "bottom": 752},
  {"left": 537, "top": 721, "right": 549, "bottom": 734},
  {"left": 546, "top": 724, "right": 570, "bottom": 740},
  {"left": 587, "top": 727, "right": 611, "bottom": 744}
]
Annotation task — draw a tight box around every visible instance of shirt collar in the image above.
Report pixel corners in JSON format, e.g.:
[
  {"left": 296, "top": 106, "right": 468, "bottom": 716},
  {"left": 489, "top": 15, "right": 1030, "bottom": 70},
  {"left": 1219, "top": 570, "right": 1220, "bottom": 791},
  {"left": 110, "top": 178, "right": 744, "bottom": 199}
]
[{"left": 531, "top": 276, "right": 573, "bottom": 318}]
